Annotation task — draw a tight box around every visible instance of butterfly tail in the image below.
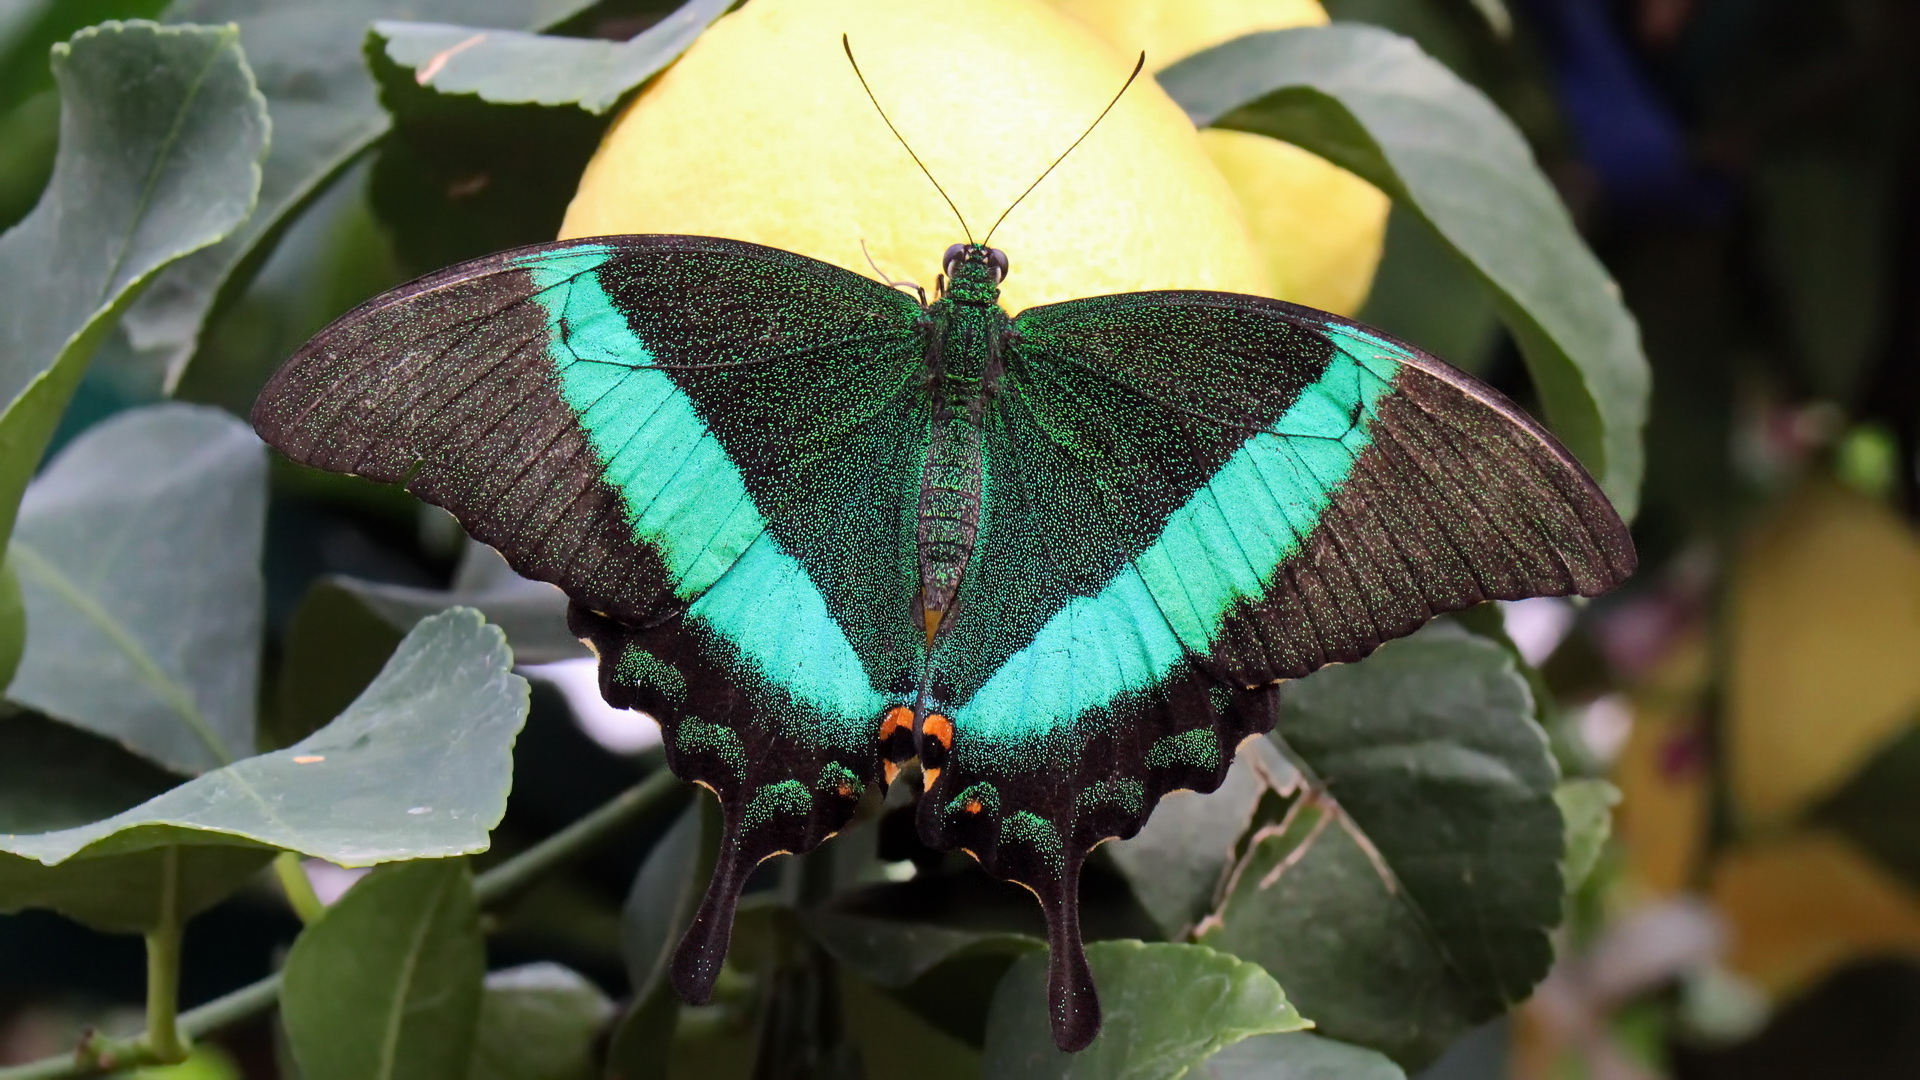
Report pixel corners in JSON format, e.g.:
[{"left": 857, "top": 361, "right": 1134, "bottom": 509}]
[
  {"left": 670, "top": 816, "right": 750, "bottom": 1004},
  {"left": 1038, "top": 855, "right": 1101, "bottom": 1052}
]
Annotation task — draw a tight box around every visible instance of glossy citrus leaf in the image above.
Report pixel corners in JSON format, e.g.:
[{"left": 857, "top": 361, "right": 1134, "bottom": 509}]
[
  {"left": 983, "top": 941, "right": 1306, "bottom": 1079},
  {"left": 0, "top": 19, "right": 265, "bottom": 557},
  {"left": 373, "top": 0, "right": 731, "bottom": 115},
  {"left": 0, "top": 609, "right": 528, "bottom": 868},
  {"left": 1162, "top": 25, "right": 1649, "bottom": 516},
  {"left": 1197, "top": 627, "right": 1561, "bottom": 1067},
  {"left": 282, "top": 858, "right": 485, "bottom": 1080},
  {"left": 8, "top": 405, "right": 265, "bottom": 774}
]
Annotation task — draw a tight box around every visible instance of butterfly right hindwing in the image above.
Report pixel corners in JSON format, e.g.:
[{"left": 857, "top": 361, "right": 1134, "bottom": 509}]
[{"left": 906, "top": 290, "right": 1634, "bottom": 1042}]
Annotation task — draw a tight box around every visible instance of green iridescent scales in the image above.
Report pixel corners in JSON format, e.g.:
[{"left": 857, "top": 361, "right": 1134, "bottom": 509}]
[{"left": 250, "top": 232, "right": 1635, "bottom": 1054}]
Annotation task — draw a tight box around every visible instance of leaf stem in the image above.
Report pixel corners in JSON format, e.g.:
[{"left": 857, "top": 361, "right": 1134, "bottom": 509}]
[
  {"left": 0, "top": 772, "right": 684, "bottom": 1080},
  {"left": 272, "top": 852, "right": 328, "bottom": 925},
  {"left": 475, "top": 768, "right": 684, "bottom": 908},
  {"left": 144, "top": 846, "right": 189, "bottom": 1062}
]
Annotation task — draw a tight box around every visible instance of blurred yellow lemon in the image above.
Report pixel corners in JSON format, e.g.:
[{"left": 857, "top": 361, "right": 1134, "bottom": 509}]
[
  {"left": 1050, "top": 0, "right": 1389, "bottom": 313},
  {"left": 1613, "top": 631, "right": 1712, "bottom": 897},
  {"left": 1726, "top": 481, "right": 1920, "bottom": 824},
  {"left": 1711, "top": 830, "right": 1920, "bottom": 993},
  {"left": 563, "top": 0, "right": 1268, "bottom": 314}
]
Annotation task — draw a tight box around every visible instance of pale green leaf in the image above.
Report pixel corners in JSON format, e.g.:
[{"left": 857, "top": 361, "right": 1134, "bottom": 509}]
[
  {"left": 1195, "top": 1032, "right": 1406, "bottom": 1079},
  {"left": 100, "top": 0, "right": 599, "bottom": 393},
  {"left": 1161, "top": 25, "right": 1649, "bottom": 517},
  {"left": 983, "top": 941, "right": 1306, "bottom": 1080},
  {"left": 8, "top": 405, "right": 264, "bottom": 773},
  {"left": 1108, "top": 737, "right": 1296, "bottom": 939},
  {"left": 0, "top": 19, "right": 266, "bottom": 558},
  {"left": 281, "top": 859, "right": 485, "bottom": 1080},
  {"left": 375, "top": 0, "right": 731, "bottom": 115},
  {"left": 1556, "top": 778, "right": 1619, "bottom": 895},
  {"left": 468, "top": 963, "right": 613, "bottom": 1080},
  {"left": 0, "top": 608, "right": 528, "bottom": 868},
  {"left": 1196, "top": 627, "right": 1562, "bottom": 1067}
]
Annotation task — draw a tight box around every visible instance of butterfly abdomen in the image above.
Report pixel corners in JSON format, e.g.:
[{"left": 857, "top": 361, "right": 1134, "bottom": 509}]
[{"left": 916, "top": 300, "right": 1008, "bottom": 632}]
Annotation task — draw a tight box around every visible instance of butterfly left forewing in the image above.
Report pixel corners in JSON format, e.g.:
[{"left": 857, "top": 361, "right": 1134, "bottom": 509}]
[{"left": 254, "top": 234, "right": 931, "bottom": 1001}]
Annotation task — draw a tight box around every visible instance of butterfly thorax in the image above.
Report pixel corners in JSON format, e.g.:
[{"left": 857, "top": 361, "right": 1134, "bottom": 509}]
[{"left": 916, "top": 248, "right": 1010, "bottom": 642}]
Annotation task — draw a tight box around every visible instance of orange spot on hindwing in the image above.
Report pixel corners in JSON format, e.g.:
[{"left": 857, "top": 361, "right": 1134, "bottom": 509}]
[
  {"left": 918, "top": 713, "right": 953, "bottom": 788},
  {"left": 921, "top": 713, "right": 953, "bottom": 750},
  {"left": 879, "top": 706, "right": 914, "bottom": 741}
]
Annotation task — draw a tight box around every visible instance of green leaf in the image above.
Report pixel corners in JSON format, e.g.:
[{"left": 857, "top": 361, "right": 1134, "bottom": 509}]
[
  {"left": 1194, "top": 1032, "right": 1406, "bottom": 1079},
  {"left": 362, "top": 34, "right": 604, "bottom": 276},
  {"left": 1755, "top": 151, "right": 1894, "bottom": 404},
  {"left": 1194, "top": 627, "right": 1562, "bottom": 1068},
  {"left": 0, "top": 19, "right": 266, "bottom": 556},
  {"left": 101, "top": 0, "right": 597, "bottom": 394},
  {"left": 803, "top": 908, "right": 1040, "bottom": 990},
  {"left": 329, "top": 542, "right": 585, "bottom": 666},
  {"left": 7, "top": 405, "right": 265, "bottom": 773},
  {"left": 281, "top": 859, "right": 485, "bottom": 1080},
  {"left": 1555, "top": 778, "right": 1619, "bottom": 895},
  {"left": 1356, "top": 206, "right": 1501, "bottom": 376},
  {"left": 603, "top": 988, "right": 680, "bottom": 1080},
  {"left": 0, "top": 87, "right": 57, "bottom": 232},
  {"left": 270, "top": 577, "right": 407, "bottom": 751},
  {"left": 0, "top": 1, "right": 167, "bottom": 117},
  {"left": 467, "top": 963, "right": 613, "bottom": 1080},
  {"left": 839, "top": 970, "right": 982, "bottom": 1080},
  {"left": 0, "top": 843, "right": 270, "bottom": 934},
  {"left": 1108, "top": 737, "right": 1297, "bottom": 940},
  {"left": 1462, "top": 0, "right": 1512, "bottom": 39},
  {"left": 374, "top": 0, "right": 731, "bottom": 114},
  {"left": 1160, "top": 25, "right": 1649, "bottom": 518},
  {"left": 606, "top": 800, "right": 711, "bottom": 1079},
  {"left": 0, "top": 708, "right": 178, "bottom": 833},
  {"left": 0, "top": 3, "right": 173, "bottom": 230},
  {"left": 0, "top": 607, "right": 529, "bottom": 867},
  {"left": 0, "top": 709, "right": 272, "bottom": 931},
  {"left": 982, "top": 941, "right": 1306, "bottom": 1080}
]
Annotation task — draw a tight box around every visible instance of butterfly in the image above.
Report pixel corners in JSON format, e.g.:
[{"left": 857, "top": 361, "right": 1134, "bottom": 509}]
[{"left": 250, "top": 48, "right": 1635, "bottom": 1054}]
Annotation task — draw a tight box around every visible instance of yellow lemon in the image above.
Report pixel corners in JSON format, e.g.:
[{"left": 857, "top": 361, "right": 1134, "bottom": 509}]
[
  {"left": 1612, "top": 633, "right": 1712, "bottom": 897},
  {"left": 1710, "top": 830, "right": 1920, "bottom": 993},
  {"left": 1050, "top": 0, "right": 1389, "bottom": 314},
  {"left": 1726, "top": 481, "right": 1920, "bottom": 824},
  {"left": 1049, "top": 0, "right": 1331, "bottom": 75},
  {"left": 562, "top": 0, "right": 1268, "bottom": 314}
]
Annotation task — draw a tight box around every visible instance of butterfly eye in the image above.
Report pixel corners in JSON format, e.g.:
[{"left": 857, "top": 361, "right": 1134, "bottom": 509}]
[
  {"left": 987, "top": 247, "right": 1009, "bottom": 282},
  {"left": 942, "top": 243, "right": 967, "bottom": 275}
]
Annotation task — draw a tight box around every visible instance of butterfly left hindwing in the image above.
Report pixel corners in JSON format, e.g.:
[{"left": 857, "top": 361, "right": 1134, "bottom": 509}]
[{"left": 253, "top": 235, "right": 935, "bottom": 998}]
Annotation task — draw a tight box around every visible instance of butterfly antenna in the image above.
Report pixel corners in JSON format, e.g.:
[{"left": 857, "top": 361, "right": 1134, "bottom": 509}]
[
  {"left": 844, "top": 34, "right": 974, "bottom": 245},
  {"left": 983, "top": 51, "right": 1146, "bottom": 246}
]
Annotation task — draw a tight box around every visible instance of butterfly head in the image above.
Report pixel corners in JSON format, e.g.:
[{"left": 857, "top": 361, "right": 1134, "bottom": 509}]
[{"left": 941, "top": 243, "right": 1008, "bottom": 305}]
